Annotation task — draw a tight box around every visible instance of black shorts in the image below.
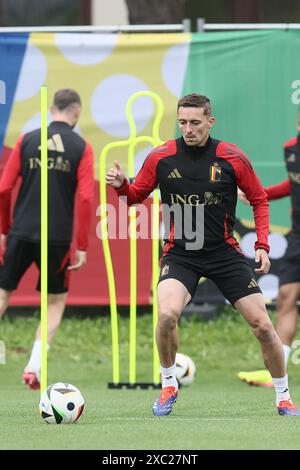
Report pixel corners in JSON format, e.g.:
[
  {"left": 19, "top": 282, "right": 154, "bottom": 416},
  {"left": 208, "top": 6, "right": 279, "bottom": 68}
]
[
  {"left": 158, "top": 244, "right": 262, "bottom": 307},
  {"left": 279, "top": 233, "right": 300, "bottom": 286},
  {"left": 0, "top": 236, "right": 71, "bottom": 294}
]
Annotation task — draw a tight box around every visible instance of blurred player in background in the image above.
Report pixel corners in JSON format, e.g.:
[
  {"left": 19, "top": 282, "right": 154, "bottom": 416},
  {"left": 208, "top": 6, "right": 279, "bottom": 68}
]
[
  {"left": 0, "top": 89, "right": 94, "bottom": 389},
  {"left": 238, "top": 110, "right": 300, "bottom": 387},
  {"left": 106, "top": 93, "right": 300, "bottom": 416}
]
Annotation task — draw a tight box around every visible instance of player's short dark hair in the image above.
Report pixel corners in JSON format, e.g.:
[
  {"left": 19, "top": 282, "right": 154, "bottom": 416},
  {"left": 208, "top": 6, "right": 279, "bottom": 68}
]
[
  {"left": 53, "top": 89, "right": 81, "bottom": 111},
  {"left": 177, "top": 93, "right": 212, "bottom": 116}
]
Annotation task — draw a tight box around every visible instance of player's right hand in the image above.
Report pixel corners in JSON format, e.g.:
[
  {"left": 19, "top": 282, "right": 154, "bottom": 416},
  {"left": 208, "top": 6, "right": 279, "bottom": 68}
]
[
  {"left": 237, "top": 188, "right": 250, "bottom": 205},
  {"left": 105, "top": 160, "right": 125, "bottom": 189},
  {"left": 0, "top": 234, "right": 6, "bottom": 248},
  {"left": 68, "top": 250, "right": 87, "bottom": 271},
  {"left": 254, "top": 249, "right": 271, "bottom": 274}
]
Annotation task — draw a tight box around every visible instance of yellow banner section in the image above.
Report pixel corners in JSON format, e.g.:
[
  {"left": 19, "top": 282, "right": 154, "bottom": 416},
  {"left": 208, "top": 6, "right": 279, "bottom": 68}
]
[{"left": 5, "top": 32, "right": 191, "bottom": 178}]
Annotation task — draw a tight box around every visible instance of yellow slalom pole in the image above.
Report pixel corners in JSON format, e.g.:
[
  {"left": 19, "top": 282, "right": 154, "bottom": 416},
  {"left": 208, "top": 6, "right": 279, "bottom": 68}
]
[
  {"left": 152, "top": 188, "right": 160, "bottom": 384},
  {"left": 128, "top": 141, "right": 137, "bottom": 384},
  {"left": 99, "top": 142, "right": 127, "bottom": 385},
  {"left": 147, "top": 92, "right": 164, "bottom": 385},
  {"left": 40, "top": 86, "right": 48, "bottom": 394},
  {"left": 100, "top": 90, "right": 164, "bottom": 386},
  {"left": 125, "top": 91, "right": 164, "bottom": 385},
  {"left": 126, "top": 99, "right": 138, "bottom": 385}
]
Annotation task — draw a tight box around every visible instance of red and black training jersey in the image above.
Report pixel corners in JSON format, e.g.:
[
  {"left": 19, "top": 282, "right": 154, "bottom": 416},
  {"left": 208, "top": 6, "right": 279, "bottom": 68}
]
[
  {"left": 117, "top": 136, "right": 269, "bottom": 254},
  {"left": 265, "top": 136, "right": 300, "bottom": 233},
  {"left": 0, "top": 121, "right": 94, "bottom": 249}
]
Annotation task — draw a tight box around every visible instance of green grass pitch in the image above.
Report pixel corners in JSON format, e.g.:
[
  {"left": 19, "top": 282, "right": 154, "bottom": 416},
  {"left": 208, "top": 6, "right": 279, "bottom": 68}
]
[{"left": 1, "top": 308, "right": 300, "bottom": 450}]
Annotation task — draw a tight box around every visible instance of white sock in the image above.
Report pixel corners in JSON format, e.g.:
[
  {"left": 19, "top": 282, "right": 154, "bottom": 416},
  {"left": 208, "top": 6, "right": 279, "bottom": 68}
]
[
  {"left": 25, "top": 340, "right": 50, "bottom": 377},
  {"left": 160, "top": 363, "right": 178, "bottom": 390},
  {"left": 272, "top": 374, "right": 291, "bottom": 406},
  {"left": 283, "top": 344, "right": 291, "bottom": 368}
]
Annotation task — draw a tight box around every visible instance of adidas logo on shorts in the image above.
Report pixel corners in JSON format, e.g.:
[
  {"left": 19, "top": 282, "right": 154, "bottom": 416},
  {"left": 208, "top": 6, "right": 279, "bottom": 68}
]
[{"left": 248, "top": 278, "right": 258, "bottom": 288}]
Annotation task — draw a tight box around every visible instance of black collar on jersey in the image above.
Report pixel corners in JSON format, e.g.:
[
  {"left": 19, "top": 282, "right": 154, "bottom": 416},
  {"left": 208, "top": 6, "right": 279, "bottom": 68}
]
[
  {"left": 49, "top": 121, "right": 74, "bottom": 130},
  {"left": 179, "top": 135, "right": 213, "bottom": 154}
]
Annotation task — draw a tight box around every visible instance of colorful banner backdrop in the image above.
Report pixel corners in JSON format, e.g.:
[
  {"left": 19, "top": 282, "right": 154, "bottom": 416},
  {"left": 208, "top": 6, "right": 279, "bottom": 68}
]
[
  {"left": 0, "top": 33, "right": 28, "bottom": 150},
  {"left": 0, "top": 30, "right": 299, "bottom": 305}
]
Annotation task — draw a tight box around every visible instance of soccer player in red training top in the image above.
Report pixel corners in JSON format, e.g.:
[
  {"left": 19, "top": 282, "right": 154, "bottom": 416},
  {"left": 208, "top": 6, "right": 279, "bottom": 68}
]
[
  {"left": 238, "top": 110, "right": 300, "bottom": 387},
  {"left": 106, "top": 93, "right": 300, "bottom": 416},
  {"left": 0, "top": 89, "right": 94, "bottom": 389}
]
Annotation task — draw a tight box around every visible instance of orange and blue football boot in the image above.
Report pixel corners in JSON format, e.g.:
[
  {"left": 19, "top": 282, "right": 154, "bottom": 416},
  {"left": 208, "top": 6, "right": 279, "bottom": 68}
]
[
  {"left": 153, "top": 386, "right": 178, "bottom": 416},
  {"left": 22, "top": 372, "right": 40, "bottom": 390},
  {"left": 277, "top": 399, "right": 300, "bottom": 416}
]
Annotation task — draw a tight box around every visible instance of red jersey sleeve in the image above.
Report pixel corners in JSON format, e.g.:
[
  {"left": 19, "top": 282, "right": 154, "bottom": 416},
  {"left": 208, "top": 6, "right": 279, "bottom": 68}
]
[
  {"left": 0, "top": 135, "right": 23, "bottom": 234},
  {"left": 217, "top": 142, "right": 270, "bottom": 253},
  {"left": 115, "top": 140, "right": 176, "bottom": 206},
  {"left": 76, "top": 142, "right": 94, "bottom": 250},
  {"left": 116, "top": 152, "right": 159, "bottom": 205},
  {"left": 265, "top": 179, "right": 291, "bottom": 200}
]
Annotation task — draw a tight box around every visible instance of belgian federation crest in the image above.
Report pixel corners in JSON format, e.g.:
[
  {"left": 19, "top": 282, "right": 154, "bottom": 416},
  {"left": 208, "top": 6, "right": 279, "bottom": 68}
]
[{"left": 209, "top": 162, "right": 222, "bottom": 183}]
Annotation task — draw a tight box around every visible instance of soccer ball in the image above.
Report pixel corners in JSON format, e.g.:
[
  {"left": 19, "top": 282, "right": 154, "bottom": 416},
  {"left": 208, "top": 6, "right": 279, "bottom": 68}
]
[
  {"left": 175, "top": 353, "right": 196, "bottom": 386},
  {"left": 39, "top": 382, "right": 85, "bottom": 424}
]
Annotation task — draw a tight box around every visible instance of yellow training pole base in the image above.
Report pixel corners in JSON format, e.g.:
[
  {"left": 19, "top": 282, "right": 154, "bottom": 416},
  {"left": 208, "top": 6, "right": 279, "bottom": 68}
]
[
  {"left": 107, "top": 382, "right": 162, "bottom": 390},
  {"left": 40, "top": 85, "right": 48, "bottom": 394}
]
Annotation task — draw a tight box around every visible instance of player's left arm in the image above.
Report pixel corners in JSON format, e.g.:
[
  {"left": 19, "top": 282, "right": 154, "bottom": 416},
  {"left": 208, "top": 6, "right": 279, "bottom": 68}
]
[
  {"left": 219, "top": 142, "right": 270, "bottom": 271},
  {"left": 70, "top": 141, "right": 94, "bottom": 271},
  {"left": 231, "top": 147, "right": 270, "bottom": 269}
]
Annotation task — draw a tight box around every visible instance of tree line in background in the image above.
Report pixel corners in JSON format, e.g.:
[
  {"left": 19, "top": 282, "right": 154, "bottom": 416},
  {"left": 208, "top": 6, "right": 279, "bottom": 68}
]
[{"left": 0, "top": 0, "right": 300, "bottom": 28}]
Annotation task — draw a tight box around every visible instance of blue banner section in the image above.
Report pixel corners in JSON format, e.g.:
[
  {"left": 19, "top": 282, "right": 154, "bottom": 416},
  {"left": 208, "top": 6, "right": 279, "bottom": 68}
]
[{"left": 0, "top": 33, "right": 28, "bottom": 154}]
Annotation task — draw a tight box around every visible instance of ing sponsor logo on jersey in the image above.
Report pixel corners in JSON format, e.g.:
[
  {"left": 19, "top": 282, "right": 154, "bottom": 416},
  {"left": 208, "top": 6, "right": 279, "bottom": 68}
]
[
  {"left": 209, "top": 163, "right": 222, "bottom": 183},
  {"left": 28, "top": 156, "right": 71, "bottom": 172},
  {"left": 170, "top": 192, "right": 222, "bottom": 206},
  {"left": 170, "top": 193, "right": 201, "bottom": 205}
]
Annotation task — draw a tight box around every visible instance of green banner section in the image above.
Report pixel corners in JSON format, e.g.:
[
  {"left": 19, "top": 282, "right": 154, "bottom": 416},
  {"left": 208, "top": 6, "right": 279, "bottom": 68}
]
[{"left": 183, "top": 30, "right": 300, "bottom": 228}]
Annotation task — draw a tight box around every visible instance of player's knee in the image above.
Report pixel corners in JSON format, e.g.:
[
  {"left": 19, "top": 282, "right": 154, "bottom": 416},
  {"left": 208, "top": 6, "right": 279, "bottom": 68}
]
[
  {"left": 48, "top": 293, "right": 66, "bottom": 306},
  {"left": 252, "top": 319, "right": 275, "bottom": 343},
  {"left": 158, "top": 307, "right": 179, "bottom": 330},
  {"left": 0, "top": 289, "right": 11, "bottom": 301},
  {"left": 276, "top": 287, "right": 296, "bottom": 311}
]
